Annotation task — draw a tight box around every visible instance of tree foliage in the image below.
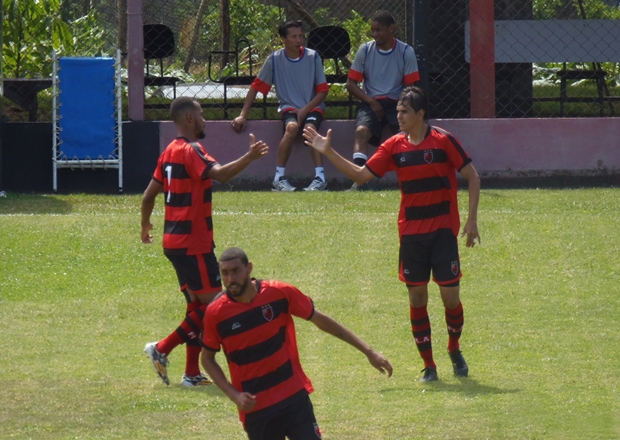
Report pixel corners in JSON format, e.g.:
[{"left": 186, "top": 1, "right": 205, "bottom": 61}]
[
  {"left": 2, "top": 0, "right": 118, "bottom": 78},
  {"left": 2, "top": 0, "right": 72, "bottom": 77}
]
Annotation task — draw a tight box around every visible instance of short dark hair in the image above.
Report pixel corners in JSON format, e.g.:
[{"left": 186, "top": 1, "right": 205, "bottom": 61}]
[
  {"left": 170, "top": 97, "right": 198, "bottom": 123},
  {"left": 278, "top": 20, "right": 303, "bottom": 38},
  {"left": 219, "top": 247, "right": 249, "bottom": 266},
  {"left": 371, "top": 10, "right": 395, "bottom": 27},
  {"left": 398, "top": 86, "right": 429, "bottom": 121}
]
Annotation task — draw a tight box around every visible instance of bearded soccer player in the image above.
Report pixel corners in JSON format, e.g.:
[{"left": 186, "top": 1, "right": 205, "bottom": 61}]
[
  {"left": 140, "top": 97, "right": 268, "bottom": 387},
  {"left": 345, "top": 10, "right": 420, "bottom": 190},
  {"left": 201, "top": 247, "right": 392, "bottom": 439},
  {"left": 303, "top": 86, "right": 481, "bottom": 382},
  {"left": 231, "top": 20, "right": 329, "bottom": 192}
]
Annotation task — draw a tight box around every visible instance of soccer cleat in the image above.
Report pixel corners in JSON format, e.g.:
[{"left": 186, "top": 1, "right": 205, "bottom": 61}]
[
  {"left": 272, "top": 177, "right": 296, "bottom": 192},
  {"left": 303, "top": 177, "right": 327, "bottom": 192},
  {"left": 420, "top": 366, "right": 438, "bottom": 382},
  {"left": 346, "top": 182, "right": 369, "bottom": 191},
  {"left": 144, "top": 342, "right": 170, "bottom": 385},
  {"left": 449, "top": 350, "right": 469, "bottom": 377},
  {"left": 181, "top": 373, "right": 213, "bottom": 387}
]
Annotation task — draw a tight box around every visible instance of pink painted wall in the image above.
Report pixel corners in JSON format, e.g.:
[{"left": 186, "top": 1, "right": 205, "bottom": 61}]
[{"left": 159, "top": 118, "right": 620, "bottom": 182}]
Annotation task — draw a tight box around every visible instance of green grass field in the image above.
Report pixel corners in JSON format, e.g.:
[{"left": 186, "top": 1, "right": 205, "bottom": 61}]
[{"left": 1, "top": 189, "right": 619, "bottom": 439}]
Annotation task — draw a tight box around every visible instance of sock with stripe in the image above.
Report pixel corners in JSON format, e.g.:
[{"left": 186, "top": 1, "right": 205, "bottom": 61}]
[
  {"left": 274, "top": 166, "right": 286, "bottom": 181},
  {"left": 410, "top": 305, "right": 436, "bottom": 369},
  {"left": 353, "top": 152, "right": 367, "bottom": 167},
  {"left": 156, "top": 302, "right": 205, "bottom": 357},
  {"left": 445, "top": 301, "right": 464, "bottom": 352}
]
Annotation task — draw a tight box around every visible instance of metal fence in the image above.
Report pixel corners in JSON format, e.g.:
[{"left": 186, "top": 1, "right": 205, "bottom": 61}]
[{"left": 1, "top": 0, "right": 619, "bottom": 122}]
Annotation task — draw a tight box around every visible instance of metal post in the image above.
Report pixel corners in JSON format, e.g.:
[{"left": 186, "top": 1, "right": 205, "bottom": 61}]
[
  {"left": 0, "top": 0, "right": 4, "bottom": 191},
  {"left": 127, "top": 0, "right": 144, "bottom": 120},
  {"left": 413, "top": 0, "right": 429, "bottom": 92},
  {"left": 52, "top": 50, "right": 58, "bottom": 192},
  {"left": 469, "top": 0, "right": 496, "bottom": 118},
  {"left": 116, "top": 49, "right": 123, "bottom": 193}
]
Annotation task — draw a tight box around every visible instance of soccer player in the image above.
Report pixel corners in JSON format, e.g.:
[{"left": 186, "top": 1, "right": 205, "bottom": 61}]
[
  {"left": 201, "top": 247, "right": 393, "bottom": 439},
  {"left": 231, "top": 20, "right": 330, "bottom": 192},
  {"left": 141, "top": 97, "right": 268, "bottom": 386},
  {"left": 303, "top": 86, "right": 481, "bottom": 382},
  {"left": 346, "top": 10, "right": 420, "bottom": 190}
]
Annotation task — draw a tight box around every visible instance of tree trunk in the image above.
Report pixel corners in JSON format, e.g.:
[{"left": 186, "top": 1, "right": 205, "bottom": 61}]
[
  {"left": 220, "top": 0, "right": 230, "bottom": 71},
  {"left": 117, "top": 0, "right": 127, "bottom": 62},
  {"left": 183, "top": 0, "right": 210, "bottom": 73},
  {"left": 575, "top": 0, "right": 614, "bottom": 114}
]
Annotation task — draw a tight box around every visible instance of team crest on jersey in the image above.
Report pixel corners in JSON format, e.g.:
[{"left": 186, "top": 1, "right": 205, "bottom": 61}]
[
  {"left": 451, "top": 261, "right": 459, "bottom": 275},
  {"left": 424, "top": 150, "right": 434, "bottom": 164},
  {"left": 262, "top": 305, "right": 274, "bottom": 321},
  {"left": 313, "top": 423, "right": 322, "bottom": 438}
]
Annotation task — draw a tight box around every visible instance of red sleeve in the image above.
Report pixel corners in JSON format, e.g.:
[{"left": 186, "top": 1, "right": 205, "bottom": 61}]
[
  {"left": 347, "top": 69, "right": 364, "bottom": 82},
  {"left": 365, "top": 138, "right": 397, "bottom": 178},
  {"left": 202, "top": 302, "right": 222, "bottom": 352},
  {"left": 152, "top": 154, "right": 164, "bottom": 184},
  {"left": 316, "top": 82, "right": 329, "bottom": 93},
  {"left": 437, "top": 129, "right": 472, "bottom": 172},
  {"left": 404, "top": 71, "right": 421, "bottom": 86},
  {"left": 276, "top": 281, "right": 314, "bottom": 320},
  {"left": 185, "top": 143, "right": 218, "bottom": 180},
  {"left": 251, "top": 77, "right": 271, "bottom": 95}
]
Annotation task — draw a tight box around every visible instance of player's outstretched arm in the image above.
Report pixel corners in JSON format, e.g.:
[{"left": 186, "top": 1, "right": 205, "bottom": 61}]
[
  {"left": 140, "top": 179, "right": 163, "bottom": 244},
  {"left": 459, "top": 163, "right": 481, "bottom": 247},
  {"left": 310, "top": 310, "right": 393, "bottom": 377},
  {"left": 208, "top": 134, "right": 269, "bottom": 184},
  {"left": 201, "top": 349, "right": 257, "bottom": 412},
  {"left": 303, "top": 127, "right": 375, "bottom": 186}
]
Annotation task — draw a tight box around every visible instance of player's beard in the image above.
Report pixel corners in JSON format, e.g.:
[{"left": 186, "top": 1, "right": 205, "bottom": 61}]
[
  {"left": 196, "top": 118, "right": 206, "bottom": 139},
  {"left": 228, "top": 277, "right": 250, "bottom": 298}
]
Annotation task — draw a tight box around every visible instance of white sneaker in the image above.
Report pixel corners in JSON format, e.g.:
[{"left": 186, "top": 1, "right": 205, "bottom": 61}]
[
  {"left": 144, "top": 342, "right": 170, "bottom": 385},
  {"left": 303, "top": 177, "right": 327, "bottom": 191},
  {"left": 272, "top": 177, "right": 296, "bottom": 192},
  {"left": 181, "top": 373, "right": 213, "bottom": 387}
]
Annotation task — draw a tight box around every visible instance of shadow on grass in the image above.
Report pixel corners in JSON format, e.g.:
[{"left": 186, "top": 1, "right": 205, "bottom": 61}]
[
  {"left": 0, "top": 193, "right": 73, "bottom": 215},
  {"left": 380, "top": 377, "right": 520, "bottom": 397}
]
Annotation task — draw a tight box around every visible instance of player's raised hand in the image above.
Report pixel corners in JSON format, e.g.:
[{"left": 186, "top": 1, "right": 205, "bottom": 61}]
[
  {"left": 303, "top": 127, "right": 332, "bottom": 155},
  {"left": 247, "top": 133, "right": 269, "bottom": 160},
  {"left": 366, "top": 350, "right": 393, "bottom": 378}
]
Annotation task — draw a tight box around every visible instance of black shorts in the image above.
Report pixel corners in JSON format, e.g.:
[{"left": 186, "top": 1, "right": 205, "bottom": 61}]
[
  {"left": 165, "top": 251, "right": 222, "bottom": 295},
  {"left": 399, "top": 229, "right": 462, "bottom": 286},
  {"left": 244, "top": 395, "right": 322, "bottom": 440},
  {"left": 355, "top": 98, "right": 399, "bottom": 146},
  {"left": 282, "top": 110, "right": 323, "bottom": 131}
]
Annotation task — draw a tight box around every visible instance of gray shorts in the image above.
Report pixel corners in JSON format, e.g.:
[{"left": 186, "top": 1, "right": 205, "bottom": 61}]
[{"left": 355, "top": 98, "right": 399, "bottom": 146}]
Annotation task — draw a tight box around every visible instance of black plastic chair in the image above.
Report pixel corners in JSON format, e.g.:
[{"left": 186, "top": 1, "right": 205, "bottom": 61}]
[
  {"left": 306, "top": 25, "right": 351, "bottom": 84},
  {"left": 143, "top": 24, "right": 180, "bottom": 98}
]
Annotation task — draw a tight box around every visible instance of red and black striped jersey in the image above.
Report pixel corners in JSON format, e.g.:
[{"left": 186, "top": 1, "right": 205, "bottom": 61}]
[
  {"left": 366, "top": 126, "right": 472, "bottom": 241},
  {"left": 152, "top": 137, "right": 218, "bottom": 255},
  {"left": 202, "top": 279, "right": 315, "bottom": 423}
]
